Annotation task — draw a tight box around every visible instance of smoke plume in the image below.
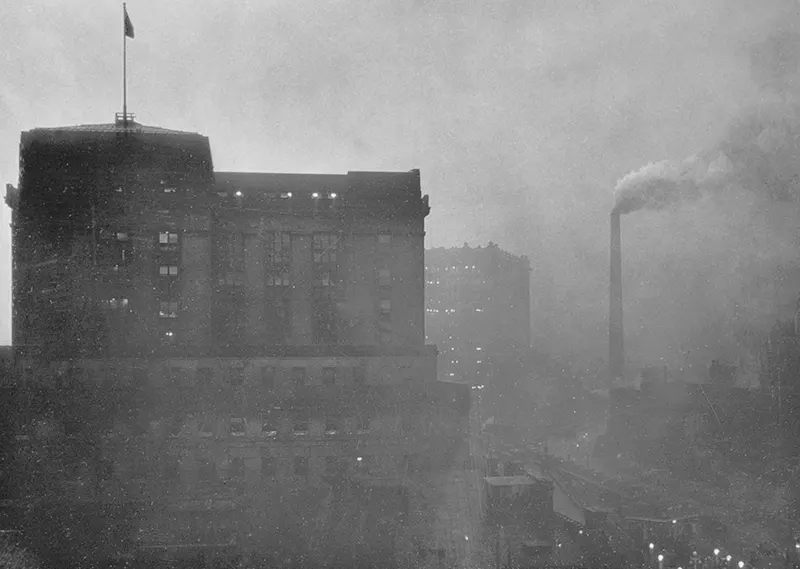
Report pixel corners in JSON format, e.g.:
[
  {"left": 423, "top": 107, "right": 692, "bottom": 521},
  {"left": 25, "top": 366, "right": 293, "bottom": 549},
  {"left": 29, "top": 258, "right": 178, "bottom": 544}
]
[{"left": 615, "top": 97, "right": 800, "bottom": 377}]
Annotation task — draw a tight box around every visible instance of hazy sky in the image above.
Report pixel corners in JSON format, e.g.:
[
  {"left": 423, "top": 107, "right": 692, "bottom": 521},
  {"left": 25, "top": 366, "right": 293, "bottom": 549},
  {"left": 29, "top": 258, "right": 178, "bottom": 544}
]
[{"left": 1, "top": 0, "right": 798, "bottom": 365}]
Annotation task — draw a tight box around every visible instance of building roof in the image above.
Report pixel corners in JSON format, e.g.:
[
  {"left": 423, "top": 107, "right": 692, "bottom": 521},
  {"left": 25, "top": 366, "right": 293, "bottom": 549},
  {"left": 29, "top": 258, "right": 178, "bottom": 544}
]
[{"left": 23, "top": 121, "right": 204, "bottom": 138}]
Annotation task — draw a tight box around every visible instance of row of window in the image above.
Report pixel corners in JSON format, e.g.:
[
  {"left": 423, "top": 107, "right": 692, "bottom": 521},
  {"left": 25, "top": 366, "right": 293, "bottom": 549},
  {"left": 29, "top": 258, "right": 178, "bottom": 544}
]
[
  {"left": 194, "top": 453, "right": 404, "bottom": 482},
  {"left": 181, "top": 364, "right": 373, "bottom": 388},
  {"left": 183, "top": 415, "right": 373, "bottom": 438},
  {"left": 54, "top": 364, "right": 377, "bottom": 388}
]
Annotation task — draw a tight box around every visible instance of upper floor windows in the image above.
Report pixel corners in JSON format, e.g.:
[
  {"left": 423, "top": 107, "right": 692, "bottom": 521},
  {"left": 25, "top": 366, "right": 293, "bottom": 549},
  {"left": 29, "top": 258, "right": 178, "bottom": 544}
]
[
  {"left": 215, "top": 233, "right": 245, "bottom": 288},
  {"left": 159, "top": 265, "right": 179, "bottom": 277},
  {"left": 313, "top": 233, "right": 339, "bottom": 264},
  {"left": 266, "top": 232, "right": 291, "bottom": 287},
  {"left": 159, "top": 232, "right": 179, "bottom": 247},
  {"left": 378, "top": 233, "right": 392, "bottom": 246}
]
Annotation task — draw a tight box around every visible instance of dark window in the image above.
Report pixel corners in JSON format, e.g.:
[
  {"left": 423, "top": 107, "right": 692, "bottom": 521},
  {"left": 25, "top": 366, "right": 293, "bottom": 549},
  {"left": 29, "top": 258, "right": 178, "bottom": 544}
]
[
  {"left": 162, "top": 455, "right": 180, "bottom": 481},
  {"left": 312, "top": 233, "right": 339, "bottom": 263},
  {"left": 199, "top": 419, "right": 214, "bottom": 437},
  {"left": 291, "top": 367, "right": 306, "bottom": 384},
  {"left": 261, "top": 456, "right": 274, "bottom": 478},
  {"left": 265, "top": 232, "right": 291, "bottom": 286},
  {"left": 353, "top": 366, "right": 367, "bottom": 387},
  {"left": 198, "top": 458, "right": 216, "bottom": 482},
  {"left": 196, "top": 368, "right": 213, "bottom": 384},
  {"left": 261, "top": 366, "right": 276, "bottom": 389},
  {"left": 227, "top": 457, "right": 245, "bottom": 480},
  {"left": 215, "top": 233, "right": 245, "bottom": 287},
  {"left": 326, "top": 456, "right": 347, "bottom": 475},
  {"left": 229, "top": 417, "right": 246, "bottom": 436},
  {"left": 356, "top": 416, "right": 370, "bottom": 433},
  {"left": 322, "top": 367, "right": 336, "bottom": 386},
  {"left": 294, "top": 457, "right": 309, "bottom": 477},
  {"left": 261, "top": 418, "right": 278, "bottom": 438},
  {"left": 324, "top": 419, "right": 339, "bottom": 436},
  {"left": 293, "top": 418, "right": 308, "bottom": 436},
  {"left": 378, "top": 233, "right": 391, "bottom": 245},
  {"left": 229, "top": 367, "right": 245, "bottom": 387},
  {"left": 378, "top": 267, "right": 391, "bottom": 287}
]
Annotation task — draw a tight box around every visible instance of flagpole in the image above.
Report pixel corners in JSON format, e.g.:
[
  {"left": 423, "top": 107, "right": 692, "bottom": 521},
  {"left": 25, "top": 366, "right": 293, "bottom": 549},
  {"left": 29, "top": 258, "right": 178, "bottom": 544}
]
[{"left": 123, "top": 2, "right": 127, "bottom": 124}]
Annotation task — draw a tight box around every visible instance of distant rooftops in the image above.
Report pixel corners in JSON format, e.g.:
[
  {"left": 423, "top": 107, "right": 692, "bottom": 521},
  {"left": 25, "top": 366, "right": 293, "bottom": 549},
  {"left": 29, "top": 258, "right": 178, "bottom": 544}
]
[{"left": 426, "top": 242, "right": 530, "bottom": 265}]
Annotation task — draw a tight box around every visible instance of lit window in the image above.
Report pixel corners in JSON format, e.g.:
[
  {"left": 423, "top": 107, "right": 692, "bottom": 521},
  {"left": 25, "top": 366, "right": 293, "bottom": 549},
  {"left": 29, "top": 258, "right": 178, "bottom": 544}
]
[
  {"left": 159, "top": 301, "right": 178, "bottom": 318},
  {"left": 312, "top": 192, "right": 320, "bottom": 199},
  {"left": 329, "top": 192, "right": 337, "bottom": 199},
  {"left": 378, "top": 233, "right": 391, "bottom": 245},
  {"left": 116, "top": 232, "right": 129, "bottom": 241},
  {"left": 159, "top": 232, "right": 179, "bottom": 245},
  {"left": 103, "top": 297, "right": 130, "bottom": 310},
  {"left": 159, "top": 265, "right": 178, "bottom": 276},
  {"left": 355, "top": 455, "right": 374, "bottom": 474},
  {"left": 163, "top": 187, "right": 177, "bottom": 194},
  {"left": 280, "top": 192, "right": 292, "bottom": 199},
  {"left": 380, "top": 300, "right": 391, "bottom": 314},
  {"left": 378, "top": 268, "right": 391, "bottom": 287},
  {"left": 229, "top": 417, "right": 246, "bottom": 436}
]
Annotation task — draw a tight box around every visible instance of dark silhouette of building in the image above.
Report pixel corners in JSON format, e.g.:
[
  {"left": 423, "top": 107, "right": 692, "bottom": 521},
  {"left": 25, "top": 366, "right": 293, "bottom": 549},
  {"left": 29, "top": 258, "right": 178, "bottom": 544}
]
[{"left": 4, "top": 116, "right": 470, "bottom": 568}]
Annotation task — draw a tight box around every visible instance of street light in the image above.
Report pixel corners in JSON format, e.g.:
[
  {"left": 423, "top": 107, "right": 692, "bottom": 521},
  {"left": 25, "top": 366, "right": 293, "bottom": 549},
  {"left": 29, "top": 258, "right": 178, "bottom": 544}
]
[
  {"left": 726, "top": 555, "right": 732, "bottom": 563},
  {"left": 714, "top": 549, "right": 720, "bottom": 557},
  {"left": 650, "top": 544, "right": 655, "bottom": 551},
  {"left": 738, "top": 562, "right": 744, "bottom": 569}
]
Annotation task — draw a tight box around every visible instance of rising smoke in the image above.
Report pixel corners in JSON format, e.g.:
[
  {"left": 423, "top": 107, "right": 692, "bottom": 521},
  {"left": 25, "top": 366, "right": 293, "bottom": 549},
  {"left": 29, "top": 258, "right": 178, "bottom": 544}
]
[{"left": 613, "top": 97, "right": 800, "bottom": 377}]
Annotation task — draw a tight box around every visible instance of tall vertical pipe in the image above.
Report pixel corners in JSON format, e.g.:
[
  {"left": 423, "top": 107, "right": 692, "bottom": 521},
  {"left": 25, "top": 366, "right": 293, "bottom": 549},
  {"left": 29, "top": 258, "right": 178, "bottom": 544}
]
[{"left": 609, "top": 212, "right": 624, "bottom": 385}]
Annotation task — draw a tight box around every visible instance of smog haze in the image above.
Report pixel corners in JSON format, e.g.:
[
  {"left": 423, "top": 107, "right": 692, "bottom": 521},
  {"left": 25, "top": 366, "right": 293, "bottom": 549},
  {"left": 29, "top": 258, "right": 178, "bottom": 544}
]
[{"left": 2, "top": 0, "right": 799, "bottom": 373}]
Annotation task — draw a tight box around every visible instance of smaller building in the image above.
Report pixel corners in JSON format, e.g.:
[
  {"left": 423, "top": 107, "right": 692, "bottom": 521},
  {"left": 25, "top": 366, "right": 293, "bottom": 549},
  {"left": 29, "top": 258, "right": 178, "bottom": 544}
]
[{"left": 426, "top": 243, "right": 531, "bottom": 429}]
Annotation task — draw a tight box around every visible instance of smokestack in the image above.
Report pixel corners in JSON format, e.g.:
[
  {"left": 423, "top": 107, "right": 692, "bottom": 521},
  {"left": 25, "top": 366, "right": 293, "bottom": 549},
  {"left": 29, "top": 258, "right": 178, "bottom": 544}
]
[{"left": 609, "top": 212, "right": 624, "bottom": 385}]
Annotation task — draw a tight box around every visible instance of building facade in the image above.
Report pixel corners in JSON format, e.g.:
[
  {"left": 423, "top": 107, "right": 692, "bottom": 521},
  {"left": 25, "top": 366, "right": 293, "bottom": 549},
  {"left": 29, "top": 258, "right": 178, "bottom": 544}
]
[
  {"left": 3, "top": 117, "right": 470, "bottom": 569},
  {"left": 425, "top": 243, "right": 531, "bottom": 386}
]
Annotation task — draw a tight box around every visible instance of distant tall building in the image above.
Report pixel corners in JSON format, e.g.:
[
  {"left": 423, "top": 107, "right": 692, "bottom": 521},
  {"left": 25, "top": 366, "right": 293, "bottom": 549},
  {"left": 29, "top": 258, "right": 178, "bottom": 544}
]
[
  {"left": 425, "top": 243, "right": 531, "bottom": 386},
  {"left": 3, "top": 116, "right": 470, "bottom": 568}
]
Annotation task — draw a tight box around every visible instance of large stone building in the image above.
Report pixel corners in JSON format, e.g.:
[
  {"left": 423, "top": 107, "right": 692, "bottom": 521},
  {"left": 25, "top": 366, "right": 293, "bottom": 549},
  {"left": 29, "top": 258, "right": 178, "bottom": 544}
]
[{"left": 3, "top": 115, "right": 471, "bottom": 569}]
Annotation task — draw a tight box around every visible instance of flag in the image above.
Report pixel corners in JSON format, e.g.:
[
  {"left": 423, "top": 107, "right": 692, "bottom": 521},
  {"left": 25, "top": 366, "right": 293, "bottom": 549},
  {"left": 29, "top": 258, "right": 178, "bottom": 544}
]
[{"left": 124, "top": 5, "right": 135, "bottom": 39}]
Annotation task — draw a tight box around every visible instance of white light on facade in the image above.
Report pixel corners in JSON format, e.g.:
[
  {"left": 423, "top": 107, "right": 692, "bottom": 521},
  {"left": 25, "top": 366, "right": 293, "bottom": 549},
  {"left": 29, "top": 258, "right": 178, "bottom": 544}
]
[
  {"left": 235, "top": 190, "right": 243, "bottom": 197},
  {"left": 330, "top": 193, "right": 337, "bottom": 198},
  {"left": 312, "top": 192, "right": 320, "bottom": 198}
]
